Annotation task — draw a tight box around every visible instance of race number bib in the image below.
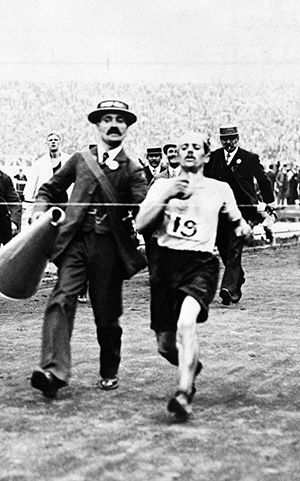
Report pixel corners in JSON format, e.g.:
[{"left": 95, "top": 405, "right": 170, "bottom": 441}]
[{"left": 166, "top": 212, "right": 199, "bottom": 239}]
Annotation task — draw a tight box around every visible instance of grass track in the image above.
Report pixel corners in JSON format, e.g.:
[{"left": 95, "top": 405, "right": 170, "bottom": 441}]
[{"left": 0, "top": 245, "right": 299, "bottom": 481}]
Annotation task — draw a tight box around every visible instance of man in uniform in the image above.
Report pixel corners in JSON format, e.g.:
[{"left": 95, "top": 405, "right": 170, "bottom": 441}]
[
  {"left": 14, "top": 166, "right": 27, "bottom": 202},
  {"left": 205, "top": 124, "right": 275, "bottom": 305},
  {"left": 143, "top": 147, "right": 165, "bottom": 184},
  {"left": 30, "top": 100, "right": 147, "bottom": 398}
]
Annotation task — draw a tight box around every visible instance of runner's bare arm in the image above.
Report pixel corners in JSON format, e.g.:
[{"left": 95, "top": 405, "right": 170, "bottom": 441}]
[{"left": 136, "top": 178, "right": 190, "bottom": 233}]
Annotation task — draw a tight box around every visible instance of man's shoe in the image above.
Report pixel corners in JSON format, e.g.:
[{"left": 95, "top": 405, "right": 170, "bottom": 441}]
[
  {"left": 220, "top": 288, "right": 232, "bottom": 306},
  {"left": 99, "top": 377, "right": 119, "bottom": 391},
  {"left": 31, "top": 370, "right": 67, "bottom": 398},
  {"left": 231, "top": 288, "right": 242, "bottom": 303},
  {"left": 168, "top": 390, "right": 193, "bottom": 420}
]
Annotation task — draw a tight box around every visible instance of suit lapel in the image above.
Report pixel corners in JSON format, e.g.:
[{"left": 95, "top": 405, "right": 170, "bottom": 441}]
[
  {"left": 114, "top": 148, "right": 127, "bottom": 163},
  {"left": 230, "top": 147, "right": 240, "bottom": 162},
  {"left": 90, "top": 145, "right": 98, "bottom": 158}
]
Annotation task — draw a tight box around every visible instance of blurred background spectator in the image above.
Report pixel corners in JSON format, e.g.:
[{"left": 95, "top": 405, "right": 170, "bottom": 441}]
[
  {"left": 23, "top": 131, "right": 70, "bottom": 202},
  {"left": 266, "top": 164, "right": 277, "bottom": 193},
  {"left": 13, "top": 165, "right": 27, "bottom": 202},
  {"left": 286, "top": 163, "right": 299, "bottom": 205},
  {"left": 276, "top": 164, "right": 289, "bottom": 205}
]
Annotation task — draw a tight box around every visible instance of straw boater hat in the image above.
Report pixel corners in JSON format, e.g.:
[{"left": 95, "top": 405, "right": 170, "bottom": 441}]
[
  {"left": 146, "top": 147, "right": 162, "bottom": 156},
  {"left": 163, "top": 143, "right": 177, "bottom": 155},
  {"left": 219, "top": 124, "right": 239, "bottom": 137},
  {"left": 87, "top": 100, "right": 137, "bottom": 126}
]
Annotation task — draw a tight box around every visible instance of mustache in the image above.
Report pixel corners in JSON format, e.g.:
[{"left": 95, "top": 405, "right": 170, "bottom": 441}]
[{"left": 107, "top": 127, "right": 122, "bottom": 135}]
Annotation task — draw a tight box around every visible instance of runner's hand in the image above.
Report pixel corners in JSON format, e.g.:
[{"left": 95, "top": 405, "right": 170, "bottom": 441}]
[{"left": 167, "top": 178, "right": 192, "bottom": 200}]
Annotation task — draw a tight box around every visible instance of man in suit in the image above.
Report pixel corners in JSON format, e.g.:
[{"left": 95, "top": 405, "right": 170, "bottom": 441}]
[
  {"left": 13, "top": 166, "right": 27, "bottom": 202},
  {"left": 205, "top": 124, "right": 275, "bottom": 305},
  {"left": 154, "top": 143, "right": 181, "bottom": 180},
  {"left": 30, "top": 100, "right": 147, "bottom": 398},
  {"left": 143, "top": 147, "right": 165, "bottom": 184},
  {"left": 0, "top": 169, "right": 22, "bottom": 246},
  {"left": 266, "top": 164, "right": 277, "bottom": 194}
]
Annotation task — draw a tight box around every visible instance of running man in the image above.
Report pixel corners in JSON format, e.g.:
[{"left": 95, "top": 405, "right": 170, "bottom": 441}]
[{"left": 136, "top": 131, "right": 251, "bottom": 420}]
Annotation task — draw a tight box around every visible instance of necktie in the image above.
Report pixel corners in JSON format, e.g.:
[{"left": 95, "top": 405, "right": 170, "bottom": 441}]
[
  {"left": 226, "top": 151, "right": 231, "bottom": 165},
  {"left": 152, "top": 168, "right": 157, "bottom": 176},
  {"left": 102, "top": 152, "right": 109, "bottom": 164}
]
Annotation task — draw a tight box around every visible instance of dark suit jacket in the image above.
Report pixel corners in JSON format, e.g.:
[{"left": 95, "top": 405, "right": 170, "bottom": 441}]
[
  {"left": 143, "top": 165, "right": 166, "bottom": 185},
  {"left": 0, "top": 170, "right": 22, "bottom": 244},
  {"left": 205, "top": 147, "right": 274, "bottom": 221},
  {"left": 34, "top": 146, "right": 147, "bottom": 262}
]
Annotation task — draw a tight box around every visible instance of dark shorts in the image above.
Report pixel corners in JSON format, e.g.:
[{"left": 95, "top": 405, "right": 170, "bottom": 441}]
[{"left": 150, "top": 245, "right": 219, "bottom": 332}]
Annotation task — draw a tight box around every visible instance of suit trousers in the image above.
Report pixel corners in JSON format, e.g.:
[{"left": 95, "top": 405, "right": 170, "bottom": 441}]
[
  {"left": 40, "top": 230, "right": 124, "bottom": 382},
  {"left": 216, "top": 216, "right": 245, "bottom": 294}
]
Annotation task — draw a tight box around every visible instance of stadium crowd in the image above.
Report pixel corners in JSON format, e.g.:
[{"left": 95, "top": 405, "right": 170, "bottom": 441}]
[{"left": 0, "top": 81, "right": 299, "bottom": 204}]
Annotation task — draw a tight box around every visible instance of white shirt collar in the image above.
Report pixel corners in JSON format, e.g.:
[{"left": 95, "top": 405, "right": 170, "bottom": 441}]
[
  {"left": 97, "top": 144, "right": 122, "bottom": 163},
  {"left": 224, "top": 146, "right": 238, "bottom": 163},
  {"left": 169, "top": 165, "right": 181, "bottom": 177},
  {"left": 149, "top": 164, "right": 161, "bottom": 176}
]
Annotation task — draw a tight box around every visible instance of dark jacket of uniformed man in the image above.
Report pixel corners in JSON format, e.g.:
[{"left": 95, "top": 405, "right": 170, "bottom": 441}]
[
  {"left": 205, "top": 146, "right": 274, "bottom": 221},
  {"left": 143, "top": 147, "right": 166, "bottom": 185},
  {"left": 204, "top": 124, "right": 275, "bottom": 306}
]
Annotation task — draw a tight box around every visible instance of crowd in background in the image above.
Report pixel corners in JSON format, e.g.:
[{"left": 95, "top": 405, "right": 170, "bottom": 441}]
[
  {"left": 265, "top": 162, "right": 300, "bottom": 205},
  {"left": 0, "top": 81, "right": 299, "bottom": 205}
]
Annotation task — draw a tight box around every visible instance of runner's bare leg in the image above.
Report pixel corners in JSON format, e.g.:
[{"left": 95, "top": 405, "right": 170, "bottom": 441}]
[{"left": 176, "top": 295, "right": 201, "bottom": 395}]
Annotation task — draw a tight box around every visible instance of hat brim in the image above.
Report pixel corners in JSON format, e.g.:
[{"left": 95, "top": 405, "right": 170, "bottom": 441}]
[
  {"left": 147, "top": 151, "right": 162, "bottom": 156},
  {"left": 163, "top": 143, "right": 177, "bottom": 155},
  {"left": 88, "top": 107, "right": 137, "bottom": 126},
  {"left": 220, "top": 133, "right": 239, "bottom": 137}
]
